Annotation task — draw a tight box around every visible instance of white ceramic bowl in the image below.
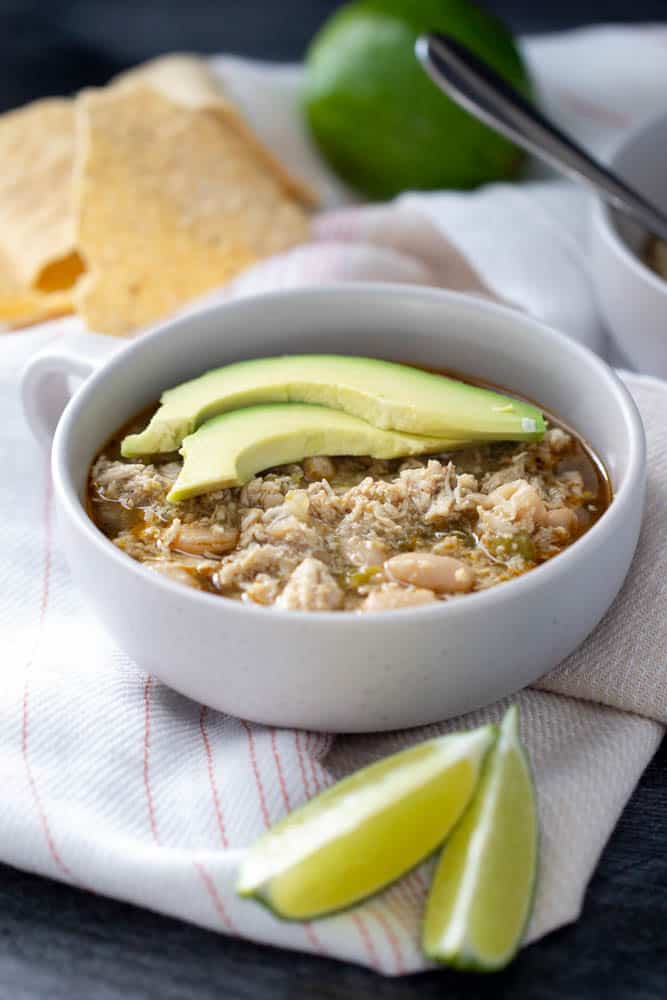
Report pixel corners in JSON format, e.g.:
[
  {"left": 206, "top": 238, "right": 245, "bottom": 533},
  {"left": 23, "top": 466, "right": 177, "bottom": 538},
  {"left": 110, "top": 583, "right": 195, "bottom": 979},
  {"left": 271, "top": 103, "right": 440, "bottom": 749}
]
[
  {"left": 591, "top": 109, "right": 667, "bottom": 377},
  {"left": 22, "top": 285, "right": 646, "bottom": 732}
]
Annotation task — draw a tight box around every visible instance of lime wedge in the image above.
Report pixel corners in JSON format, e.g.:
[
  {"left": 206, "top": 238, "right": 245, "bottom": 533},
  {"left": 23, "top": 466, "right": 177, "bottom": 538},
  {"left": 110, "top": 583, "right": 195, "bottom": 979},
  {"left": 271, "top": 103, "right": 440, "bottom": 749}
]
[
  {"left": 237, "top": 725, "right": 497, "bottom": 920},
  {"left": 422, "top": 706, "right": 538, "bottom": 970}
]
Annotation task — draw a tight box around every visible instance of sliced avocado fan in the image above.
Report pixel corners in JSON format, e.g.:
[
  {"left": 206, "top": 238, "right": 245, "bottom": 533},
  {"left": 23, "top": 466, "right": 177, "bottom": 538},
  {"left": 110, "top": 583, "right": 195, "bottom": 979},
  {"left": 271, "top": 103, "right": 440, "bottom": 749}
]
[
  {"left": 167, "top": 402, "right": 464, "bottom": 502},
  {"left": 122, "top": 355, "right": 545, "bottom": 458}
]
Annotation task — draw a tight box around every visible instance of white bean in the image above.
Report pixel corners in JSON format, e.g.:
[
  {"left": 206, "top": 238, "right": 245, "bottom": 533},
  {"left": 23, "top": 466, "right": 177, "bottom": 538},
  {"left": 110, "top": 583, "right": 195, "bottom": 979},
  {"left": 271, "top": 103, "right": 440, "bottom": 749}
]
[
  {"left": 545, "top": 507, "right": 578, "bottom": 534},
  {"left": 386, "top": 553, "right": 475, "bottom": 594},
  {"left": 172, "top": 524, "right": 238, "bottom": 556}
]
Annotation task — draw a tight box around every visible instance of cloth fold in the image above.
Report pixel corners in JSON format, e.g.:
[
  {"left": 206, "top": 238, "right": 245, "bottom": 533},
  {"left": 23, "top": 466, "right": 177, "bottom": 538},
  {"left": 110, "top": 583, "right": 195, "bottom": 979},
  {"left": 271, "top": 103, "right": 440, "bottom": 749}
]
[{"left": 1, "top": 26, "right": 666, "bottom": 976}]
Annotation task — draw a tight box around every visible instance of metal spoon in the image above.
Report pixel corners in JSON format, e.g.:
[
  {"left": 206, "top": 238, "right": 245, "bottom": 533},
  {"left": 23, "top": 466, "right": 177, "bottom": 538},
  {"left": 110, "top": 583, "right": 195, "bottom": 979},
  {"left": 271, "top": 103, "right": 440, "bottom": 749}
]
[{"left": 416, "top": 31, "right": 667, "bottom": 244}]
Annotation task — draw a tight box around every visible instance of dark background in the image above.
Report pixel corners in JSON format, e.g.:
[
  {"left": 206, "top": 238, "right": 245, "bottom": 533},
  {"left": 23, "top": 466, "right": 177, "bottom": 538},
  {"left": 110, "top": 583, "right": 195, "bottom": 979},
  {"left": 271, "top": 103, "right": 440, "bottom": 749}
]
[
  {"left": 2, "top": 0, "right": 667, "bottom": 111},
  {"left": 1, "top": 2, "right": 666, "bottom": 998}
]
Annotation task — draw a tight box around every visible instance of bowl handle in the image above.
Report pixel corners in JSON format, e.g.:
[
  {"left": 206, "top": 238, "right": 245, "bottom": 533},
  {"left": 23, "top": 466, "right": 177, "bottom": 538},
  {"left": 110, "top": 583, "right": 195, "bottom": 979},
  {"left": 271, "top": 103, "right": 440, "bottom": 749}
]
[{"left": 21, "top": 331, "right": 126, "bottom": 448}]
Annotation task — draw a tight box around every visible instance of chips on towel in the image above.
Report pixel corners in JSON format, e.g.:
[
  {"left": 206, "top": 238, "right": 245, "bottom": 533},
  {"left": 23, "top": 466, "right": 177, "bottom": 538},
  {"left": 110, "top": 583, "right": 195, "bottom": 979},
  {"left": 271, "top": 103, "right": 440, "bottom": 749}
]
[
  {"left": 0, "top": 99, "right": 81, "bottom": 328},
  {"left": 110, "top": 55, "right": 316, "bottom": 208},
  {"left": 0, "top": 246, "right": 73, "bottom": 329},
  {"left": 74, "top": 82, "right": 310, "bottom": 334},
  {"left": 112, "top": 53, "right": 235, "bottom": 108},
  {"left": 0, "top": 56, "right": 313, "bottom": 334}
]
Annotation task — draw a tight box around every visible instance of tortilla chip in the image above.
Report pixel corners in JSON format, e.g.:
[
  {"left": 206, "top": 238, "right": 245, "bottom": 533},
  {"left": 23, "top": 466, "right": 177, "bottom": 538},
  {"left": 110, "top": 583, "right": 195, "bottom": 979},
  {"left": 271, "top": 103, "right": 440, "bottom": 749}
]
[
  {"left": 0, "top": 291, "right": 73, "bottom": 329},
  {"left": 74, "top": 83, "right": 311, "bottom": 335},
  {"left": 218, "top": 100, "right": 318, "bottom": 210},
  {"left": 0, "top": 57, "right": 313, "bottom": 333},
  {"left": 0, "top": 99, "right": 83, "bottom": 293},
  {"left": 111, "top": 55, "right": 316, "bottom": 208},
  {"left": 112, "top": 53, "right": 234, "bottom": 110},
  {"left": 0, "top": 241, "right": 73, "bottom": 330}
]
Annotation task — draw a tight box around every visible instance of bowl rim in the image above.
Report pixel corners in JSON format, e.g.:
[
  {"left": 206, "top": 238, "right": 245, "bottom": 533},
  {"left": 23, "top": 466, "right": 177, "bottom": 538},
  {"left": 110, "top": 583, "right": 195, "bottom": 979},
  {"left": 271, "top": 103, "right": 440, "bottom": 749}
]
[
  {"left": 592, "top": 108, "right": 667, "bottom": 297},
  {"left": 53, "top": 282, "right": 647, "bottom": 625}
]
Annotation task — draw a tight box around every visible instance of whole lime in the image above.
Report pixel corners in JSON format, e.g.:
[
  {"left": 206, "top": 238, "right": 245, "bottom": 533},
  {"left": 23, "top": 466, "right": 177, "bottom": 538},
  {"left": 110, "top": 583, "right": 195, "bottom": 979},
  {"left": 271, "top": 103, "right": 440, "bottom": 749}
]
[{"left": 303, "top": 0, "right": 531, "bottom": 198}]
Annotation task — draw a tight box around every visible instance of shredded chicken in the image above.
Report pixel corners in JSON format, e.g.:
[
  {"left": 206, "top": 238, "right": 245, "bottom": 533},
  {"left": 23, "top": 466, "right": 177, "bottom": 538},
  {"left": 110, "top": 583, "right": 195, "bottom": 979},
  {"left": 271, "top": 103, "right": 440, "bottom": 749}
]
[
  {"left": 276, "top": 558, "right": 343, "bottom": 611},
  {"left": 89, "top": 422, "right": 604, "bottom": 612}
]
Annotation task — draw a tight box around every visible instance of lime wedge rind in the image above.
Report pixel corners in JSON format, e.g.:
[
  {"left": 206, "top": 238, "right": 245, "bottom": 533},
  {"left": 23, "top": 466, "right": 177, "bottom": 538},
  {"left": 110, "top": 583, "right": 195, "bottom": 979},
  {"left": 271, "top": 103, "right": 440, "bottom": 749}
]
[
  {"left": 236, "top": 724, "right": 498, "bottom": 921},
  {"left": 422, "top": 706, "right": 538, "bottom": 972}
]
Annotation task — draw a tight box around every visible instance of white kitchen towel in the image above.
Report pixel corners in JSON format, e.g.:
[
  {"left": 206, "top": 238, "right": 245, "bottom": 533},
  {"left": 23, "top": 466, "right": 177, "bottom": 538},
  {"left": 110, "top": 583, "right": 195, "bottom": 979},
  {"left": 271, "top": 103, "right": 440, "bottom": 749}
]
[{"left": 1, "top": 26, "right": 666, "bottom": 976}]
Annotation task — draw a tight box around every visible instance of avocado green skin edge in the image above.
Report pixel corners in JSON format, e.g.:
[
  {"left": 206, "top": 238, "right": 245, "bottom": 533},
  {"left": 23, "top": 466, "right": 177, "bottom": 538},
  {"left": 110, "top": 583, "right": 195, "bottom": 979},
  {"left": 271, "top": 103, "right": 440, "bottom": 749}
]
[
  {"left": 235, "top": 725, "right": 499, "bottom": 924},
  {"left": 303, "top": 0, "right": 531, "bottom": 199},
  {"left": 421, "top": 706, "right": 539, "bottom": 972}
]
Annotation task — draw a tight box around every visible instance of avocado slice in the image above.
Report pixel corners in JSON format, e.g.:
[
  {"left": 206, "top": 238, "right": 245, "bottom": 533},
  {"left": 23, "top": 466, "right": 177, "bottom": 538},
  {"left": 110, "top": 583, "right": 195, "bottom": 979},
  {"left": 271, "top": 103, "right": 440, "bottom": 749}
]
[
  {"left": 121, "top": 355, "right": 545, "bottom": 458},
  {"left": 167, "top": 403, "right": 464, "bottom": 502}
]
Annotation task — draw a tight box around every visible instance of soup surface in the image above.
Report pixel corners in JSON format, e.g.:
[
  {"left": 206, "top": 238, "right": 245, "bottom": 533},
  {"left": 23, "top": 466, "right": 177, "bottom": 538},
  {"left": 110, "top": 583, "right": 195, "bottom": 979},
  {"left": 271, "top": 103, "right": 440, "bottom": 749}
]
[
  {"left": 88, "top": 377, "right": 610, "bottom": 613},
  {"left": 643, "top": 235, "right": 667, "bottom": 282}
]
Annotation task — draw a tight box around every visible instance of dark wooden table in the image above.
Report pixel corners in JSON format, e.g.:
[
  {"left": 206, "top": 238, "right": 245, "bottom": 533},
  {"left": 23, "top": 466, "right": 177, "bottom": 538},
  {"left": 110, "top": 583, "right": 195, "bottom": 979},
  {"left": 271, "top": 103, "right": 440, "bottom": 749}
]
[{"left": 1, "top": 2, "right": 666, "bottom": 997}]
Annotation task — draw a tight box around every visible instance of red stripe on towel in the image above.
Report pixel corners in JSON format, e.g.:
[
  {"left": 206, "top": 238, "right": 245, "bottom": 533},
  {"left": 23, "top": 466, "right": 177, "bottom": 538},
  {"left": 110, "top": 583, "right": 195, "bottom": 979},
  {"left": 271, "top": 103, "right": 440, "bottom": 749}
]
[
  {"left": 410, "top": 868, "right": 428, "bottom": 895},
  {"left": 367, "top": 906, "right": 405, "bottom": 975},
  {"left": 303, "top": 921, "right": 325, "bottom": 954},
  {"left": 143, "top": 675, "right": 161, "bottom": 844},
  {"left": 194, "top": 860, "right": 237, "bottom": 933},
  {"left": 21, "top": 472, "right": 76, "bottom": 882},
  {"left": 385, "top": 891, "right": 419, "bottom": 948},
  {"left": 385, "top": 879, "right": 422, "bottom": 947},
  {"left": 140, "top": 691, "right": 239, "bottom": 934},
  {"left": 351, "top": 913, "right": 382, "bottom": 973},
  {"left": 311, "top": 733, "right": 332, "bottom": 791},
  {"left": 199, "top": 706, "right": 230, "bottom": 849},
  {"left": 294, "top": 731, "right": 312, "bottom": 799},
  {"left": 309, "top": 749, "right": 322, "bottom": 795},
  {"left": 241, "top": 720, "right": 271, "bottom": 829},
  {"left": 270, "top": 729, "right": 292, "bottom": 814}
]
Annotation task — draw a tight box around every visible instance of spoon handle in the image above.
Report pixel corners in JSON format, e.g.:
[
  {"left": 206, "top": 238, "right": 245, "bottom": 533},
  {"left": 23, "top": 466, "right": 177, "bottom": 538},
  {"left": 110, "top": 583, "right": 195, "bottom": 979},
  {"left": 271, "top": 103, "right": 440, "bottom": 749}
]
[{"left": 417, "top": 32, "right": 667, "bottom": 244}]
